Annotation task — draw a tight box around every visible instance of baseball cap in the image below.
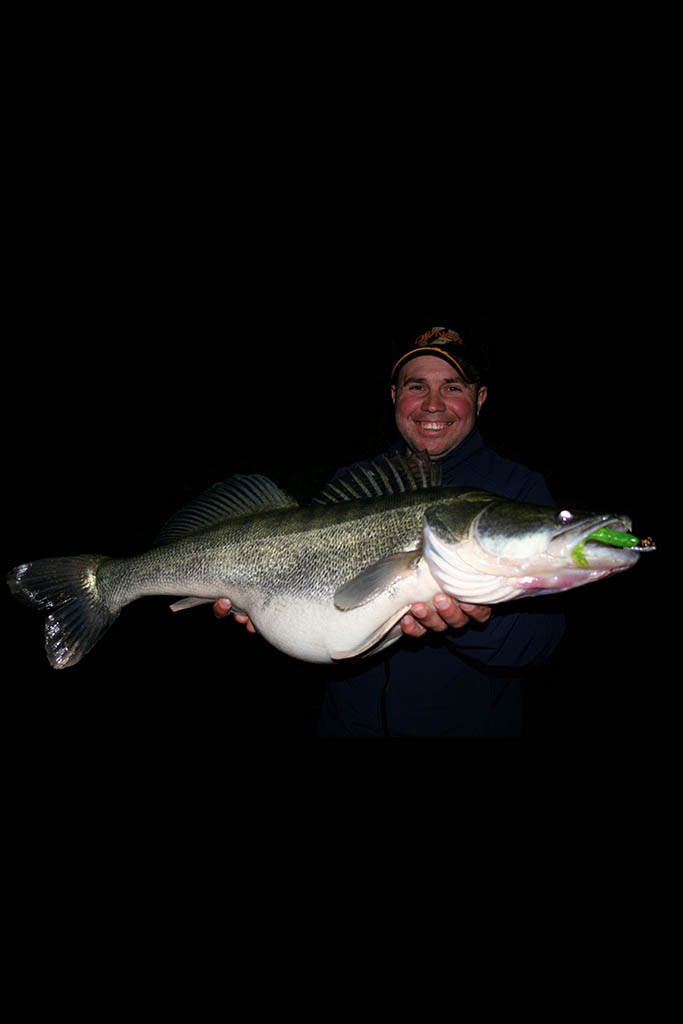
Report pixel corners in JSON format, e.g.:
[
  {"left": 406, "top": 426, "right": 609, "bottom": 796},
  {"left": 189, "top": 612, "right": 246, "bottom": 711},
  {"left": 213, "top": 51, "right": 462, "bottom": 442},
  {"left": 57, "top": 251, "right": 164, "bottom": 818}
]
[{"left": 390, "top": 326, "right": 488, "bottom": 384}]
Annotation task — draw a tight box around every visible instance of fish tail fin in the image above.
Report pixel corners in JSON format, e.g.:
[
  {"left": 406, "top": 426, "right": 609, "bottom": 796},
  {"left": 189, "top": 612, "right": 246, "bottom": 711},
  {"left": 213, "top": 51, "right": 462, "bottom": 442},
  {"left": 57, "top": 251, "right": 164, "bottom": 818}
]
[{"left": 7, "top": 555, "right": 119, "bottom": 669}]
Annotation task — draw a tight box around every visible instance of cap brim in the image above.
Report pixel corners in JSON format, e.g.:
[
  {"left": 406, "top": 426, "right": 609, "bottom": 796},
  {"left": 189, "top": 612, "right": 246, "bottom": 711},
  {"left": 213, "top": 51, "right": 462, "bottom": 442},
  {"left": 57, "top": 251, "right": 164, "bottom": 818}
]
[{"left": 391, "top": 346, "right": 473, "bottom": 383}]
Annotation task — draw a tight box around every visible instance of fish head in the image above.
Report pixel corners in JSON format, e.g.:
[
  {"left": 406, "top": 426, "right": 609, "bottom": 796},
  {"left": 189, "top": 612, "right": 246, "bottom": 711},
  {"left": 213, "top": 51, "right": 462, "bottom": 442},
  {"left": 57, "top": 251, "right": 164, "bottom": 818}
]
[
  {"left": 477, "top": 503, "right": 642, "bottom": 585},
  {"left": 424, "top": 491, "right": 651, "bottom": 602}
]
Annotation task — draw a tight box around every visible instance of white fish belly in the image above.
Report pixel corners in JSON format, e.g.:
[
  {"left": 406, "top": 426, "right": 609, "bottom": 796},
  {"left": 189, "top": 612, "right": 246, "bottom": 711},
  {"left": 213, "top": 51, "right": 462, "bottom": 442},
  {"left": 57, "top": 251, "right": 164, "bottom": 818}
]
[{"left": 243, "top": 561, "right": 442, "bottom": 664}]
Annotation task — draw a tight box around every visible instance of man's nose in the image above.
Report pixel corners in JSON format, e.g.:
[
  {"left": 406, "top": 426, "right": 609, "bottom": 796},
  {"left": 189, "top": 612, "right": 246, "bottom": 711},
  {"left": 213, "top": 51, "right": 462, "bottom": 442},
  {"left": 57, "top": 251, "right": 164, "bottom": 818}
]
[{"left": 422, "top": 388, "right": 445, "bottom": 411}]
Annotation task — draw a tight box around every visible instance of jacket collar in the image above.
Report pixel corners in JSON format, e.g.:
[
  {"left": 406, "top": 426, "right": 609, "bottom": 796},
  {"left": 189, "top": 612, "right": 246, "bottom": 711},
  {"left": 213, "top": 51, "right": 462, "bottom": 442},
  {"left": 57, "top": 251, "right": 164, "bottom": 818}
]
[{"left": 390, "top": 426, "right": 485, "bottom": 468}]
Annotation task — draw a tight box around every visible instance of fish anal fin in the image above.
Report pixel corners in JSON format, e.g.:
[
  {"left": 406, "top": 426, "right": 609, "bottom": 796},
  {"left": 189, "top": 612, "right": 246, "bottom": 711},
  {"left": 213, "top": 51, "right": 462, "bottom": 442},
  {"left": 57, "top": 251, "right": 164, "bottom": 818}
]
[
  {"left": 169, "top": 597, "right": 247, "bottom": 615},
  {"left": 169, "top": 597, "right": 215, "bottom": 612}
]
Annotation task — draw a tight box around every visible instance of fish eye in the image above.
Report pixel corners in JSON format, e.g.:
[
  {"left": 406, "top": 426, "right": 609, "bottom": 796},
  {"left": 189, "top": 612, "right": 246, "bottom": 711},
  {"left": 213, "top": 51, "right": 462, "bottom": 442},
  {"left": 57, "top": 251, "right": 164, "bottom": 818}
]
[{"left": 556, "top": 510, "right": 574, "bottom": 524}]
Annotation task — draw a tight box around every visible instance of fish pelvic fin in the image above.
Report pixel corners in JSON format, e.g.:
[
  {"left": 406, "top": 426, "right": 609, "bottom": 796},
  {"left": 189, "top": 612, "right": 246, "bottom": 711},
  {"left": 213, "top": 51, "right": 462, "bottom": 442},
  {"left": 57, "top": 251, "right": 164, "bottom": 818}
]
[
  {"left": 7, "top": 556, "right": 119, "bottom": 669},
  {"left": 313, "top": 451, "right": 442, "bottom": 505},
  {"left": 331, "top": 608, "right": 410, "bottom": 659}
]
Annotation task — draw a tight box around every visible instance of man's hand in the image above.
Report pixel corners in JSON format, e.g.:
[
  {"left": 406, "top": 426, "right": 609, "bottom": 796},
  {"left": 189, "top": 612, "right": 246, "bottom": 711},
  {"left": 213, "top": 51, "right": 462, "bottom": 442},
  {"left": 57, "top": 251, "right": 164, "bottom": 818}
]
[
  {"left": 401, "top": 594, "right": 491, "bottom": 639},
  {"left": 213, "top": 598, "right": 257, "bottom": 633},
  {"left": 213, "top": 593, "right": 491, "bottom": 641}
]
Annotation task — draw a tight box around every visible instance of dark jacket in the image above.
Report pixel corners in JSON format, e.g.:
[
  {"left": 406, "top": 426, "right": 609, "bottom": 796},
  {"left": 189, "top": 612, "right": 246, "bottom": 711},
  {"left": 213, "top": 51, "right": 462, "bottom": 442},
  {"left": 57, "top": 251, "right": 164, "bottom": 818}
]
[{"left": 316, "top": 428, "right": 565, "bottom": 736}]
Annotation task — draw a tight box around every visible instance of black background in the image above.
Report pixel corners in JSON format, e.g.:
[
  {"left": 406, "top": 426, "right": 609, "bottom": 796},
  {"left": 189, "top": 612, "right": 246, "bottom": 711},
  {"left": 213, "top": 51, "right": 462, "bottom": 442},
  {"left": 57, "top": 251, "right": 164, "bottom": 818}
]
[
  {"left": 2, "top": 17, "right": 675, "bottom": 1000},
  {"left": 5, "top": 282, "right": 664, "bottom": 744},
  {"left": 4, "top": 23, "right": 668, "bottom": 749}
]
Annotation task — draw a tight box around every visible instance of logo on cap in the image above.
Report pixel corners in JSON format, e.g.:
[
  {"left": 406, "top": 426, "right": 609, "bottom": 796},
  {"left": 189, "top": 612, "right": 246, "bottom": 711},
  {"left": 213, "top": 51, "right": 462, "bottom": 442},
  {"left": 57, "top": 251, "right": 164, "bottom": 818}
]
[{"left": 414, "top": 327, "right": 464, "bottom": 347}]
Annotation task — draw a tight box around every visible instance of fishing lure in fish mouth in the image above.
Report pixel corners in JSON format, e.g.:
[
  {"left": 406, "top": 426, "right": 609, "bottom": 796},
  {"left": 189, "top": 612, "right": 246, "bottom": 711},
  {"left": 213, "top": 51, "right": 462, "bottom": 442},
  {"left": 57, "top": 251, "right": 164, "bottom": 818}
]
[{"left": 571, "top": 528, "right": 656, "bottom": 568}]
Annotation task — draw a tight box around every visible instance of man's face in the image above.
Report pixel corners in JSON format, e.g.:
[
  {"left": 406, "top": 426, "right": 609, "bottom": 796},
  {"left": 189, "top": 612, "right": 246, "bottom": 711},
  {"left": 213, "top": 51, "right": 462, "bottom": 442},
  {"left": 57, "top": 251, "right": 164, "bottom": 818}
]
[{"left": 391, "top": 354, "right": 487, "bottom": 459}]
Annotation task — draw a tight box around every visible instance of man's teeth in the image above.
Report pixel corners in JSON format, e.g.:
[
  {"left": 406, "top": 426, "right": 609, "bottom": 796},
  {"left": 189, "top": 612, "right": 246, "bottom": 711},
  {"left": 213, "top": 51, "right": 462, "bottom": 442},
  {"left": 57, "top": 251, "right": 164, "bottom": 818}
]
[{"left": 419, "top": 422, "right": 450, "bottom": 431}]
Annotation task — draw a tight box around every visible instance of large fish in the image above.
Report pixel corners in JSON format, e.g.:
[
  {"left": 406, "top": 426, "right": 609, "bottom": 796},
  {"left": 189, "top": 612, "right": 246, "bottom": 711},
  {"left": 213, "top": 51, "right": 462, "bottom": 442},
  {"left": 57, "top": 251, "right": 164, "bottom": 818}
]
[{"left": 7, "top": 454, "right": 654, "bottom": 668}]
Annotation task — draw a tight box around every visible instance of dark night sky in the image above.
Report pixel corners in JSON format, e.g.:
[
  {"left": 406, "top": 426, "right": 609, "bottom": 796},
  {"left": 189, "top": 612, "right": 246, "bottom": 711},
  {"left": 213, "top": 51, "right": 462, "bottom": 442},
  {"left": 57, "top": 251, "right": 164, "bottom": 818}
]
[
  {"left": 3, "top": 15, "right": 674, "bottom": 925},
  {"left": 4, "top": 152, "right": 667, "bottom": 746},
  {"left": 7, "top": 299, "right": 660, "bottom": 538},
  {"left": 5, "top": 285, "right": 664, "bottom": 743}
]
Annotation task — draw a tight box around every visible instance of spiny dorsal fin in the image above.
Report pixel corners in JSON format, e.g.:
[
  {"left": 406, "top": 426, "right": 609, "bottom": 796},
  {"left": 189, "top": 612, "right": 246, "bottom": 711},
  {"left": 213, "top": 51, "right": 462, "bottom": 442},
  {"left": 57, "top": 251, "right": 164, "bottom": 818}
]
[
  {"left": 313, "top": 451, "right": 441, "bottom": 505},
  {"left": 155, "top": 474, "right": 298, "bottom": 544}
]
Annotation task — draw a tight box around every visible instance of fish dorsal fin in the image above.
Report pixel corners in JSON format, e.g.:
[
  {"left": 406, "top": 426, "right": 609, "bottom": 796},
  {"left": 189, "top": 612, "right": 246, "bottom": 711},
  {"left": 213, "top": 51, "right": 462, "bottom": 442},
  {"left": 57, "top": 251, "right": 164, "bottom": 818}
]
[
  {"left": 314, "top": 451, "right": 441, "bottom": 505},
  {"left": 155, "top": 474, "right": 298, "bottom": 544}
]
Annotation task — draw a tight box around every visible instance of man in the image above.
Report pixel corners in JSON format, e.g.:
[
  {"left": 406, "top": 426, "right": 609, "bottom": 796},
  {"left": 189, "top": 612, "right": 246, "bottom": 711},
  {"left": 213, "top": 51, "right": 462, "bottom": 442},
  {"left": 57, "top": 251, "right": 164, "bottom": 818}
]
[{"left": 216, "top": 327, "right": 565, "bottom": 736}]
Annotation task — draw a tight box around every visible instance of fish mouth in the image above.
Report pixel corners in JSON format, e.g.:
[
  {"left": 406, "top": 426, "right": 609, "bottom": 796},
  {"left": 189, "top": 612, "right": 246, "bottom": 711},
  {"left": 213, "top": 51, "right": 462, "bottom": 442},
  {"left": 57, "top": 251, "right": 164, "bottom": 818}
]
[
  {"left": 512, "top": 514, "right": 649, "bottom": 596},
  {"left": 424, "top": 506, "right": 654, "bottom": 604},
  {"left": 549, "top": 514, "right": 641, "bottom": 568}
]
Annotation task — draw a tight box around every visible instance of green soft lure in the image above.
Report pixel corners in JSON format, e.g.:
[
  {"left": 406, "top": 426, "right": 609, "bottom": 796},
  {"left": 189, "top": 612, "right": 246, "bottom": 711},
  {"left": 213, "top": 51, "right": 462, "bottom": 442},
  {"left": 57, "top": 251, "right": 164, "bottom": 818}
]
[{"left": 571, "top": 528, "right": 641, "bottom": 568}]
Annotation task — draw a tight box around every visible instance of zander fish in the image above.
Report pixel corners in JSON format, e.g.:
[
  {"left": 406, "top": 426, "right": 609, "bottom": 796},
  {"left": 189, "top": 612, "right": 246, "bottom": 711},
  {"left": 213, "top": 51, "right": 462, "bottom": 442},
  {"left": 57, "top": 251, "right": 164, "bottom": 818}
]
[{"left": 6, "top": 455, "right": 655, "bottom": 668}]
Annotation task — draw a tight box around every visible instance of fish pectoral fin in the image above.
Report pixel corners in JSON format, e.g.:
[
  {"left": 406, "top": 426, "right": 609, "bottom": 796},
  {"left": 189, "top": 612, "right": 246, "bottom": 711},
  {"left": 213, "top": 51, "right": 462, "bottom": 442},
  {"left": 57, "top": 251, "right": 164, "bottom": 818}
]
[
  {"left": 331, "top": 606, "right": 411, "bottom": 660},
  {"left": 334, "top": 551, "right": 420, "bottom": 611}
]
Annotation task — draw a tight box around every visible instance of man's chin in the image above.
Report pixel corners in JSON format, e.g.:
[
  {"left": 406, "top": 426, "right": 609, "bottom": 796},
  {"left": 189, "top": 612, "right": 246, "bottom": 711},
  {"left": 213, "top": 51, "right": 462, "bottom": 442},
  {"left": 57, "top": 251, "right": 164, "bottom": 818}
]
[{"left": 408, "top": 437, "right": 458, "bottom": 460}]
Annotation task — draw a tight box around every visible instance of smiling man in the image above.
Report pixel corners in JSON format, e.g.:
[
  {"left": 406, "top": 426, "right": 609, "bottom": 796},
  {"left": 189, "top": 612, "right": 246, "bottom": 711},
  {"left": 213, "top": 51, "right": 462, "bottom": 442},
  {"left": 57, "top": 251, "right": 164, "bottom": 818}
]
[
  {"left": 391, "top": 340, "right": 488, "bottom": 460},
  {"left": 387, "top": 329, "right": 491, "bottom": 641},
  {"left": 217, "top": 325, "right": 566, "bottom": 736},
  {"left": 314, "top": 326, "right": 566, "bottom": 736}
]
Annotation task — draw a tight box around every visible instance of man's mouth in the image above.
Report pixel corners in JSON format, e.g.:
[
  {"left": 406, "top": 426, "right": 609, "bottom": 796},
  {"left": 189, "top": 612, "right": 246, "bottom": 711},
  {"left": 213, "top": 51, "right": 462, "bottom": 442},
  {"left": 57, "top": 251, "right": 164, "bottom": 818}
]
[{"left": 416, "top": 421, "right": 453, "bottom": 432}]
